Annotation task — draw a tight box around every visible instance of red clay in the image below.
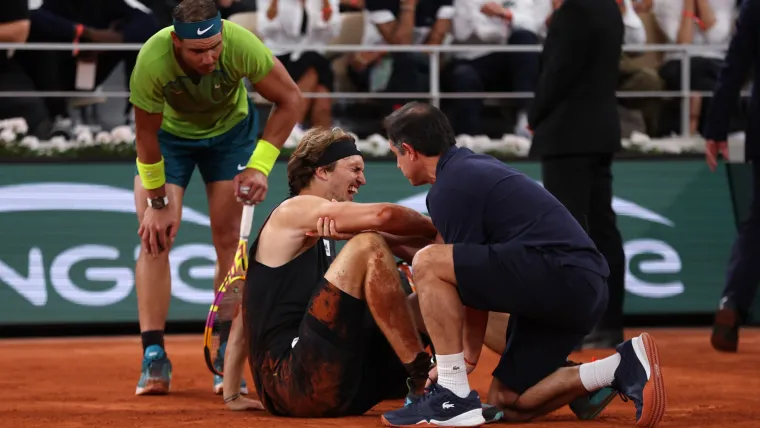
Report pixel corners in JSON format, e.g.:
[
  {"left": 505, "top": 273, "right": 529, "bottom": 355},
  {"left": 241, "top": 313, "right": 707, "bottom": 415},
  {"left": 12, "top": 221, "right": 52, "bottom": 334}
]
[{"left": 2, "top": 328, "right": 758, "bottom": 427}]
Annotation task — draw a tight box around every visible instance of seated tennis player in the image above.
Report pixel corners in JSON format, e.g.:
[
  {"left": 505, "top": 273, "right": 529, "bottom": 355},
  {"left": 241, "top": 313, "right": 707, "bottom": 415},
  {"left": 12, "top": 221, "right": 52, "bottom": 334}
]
[{"left": 220, "top": 126, "right": 439, "bottom": 416}]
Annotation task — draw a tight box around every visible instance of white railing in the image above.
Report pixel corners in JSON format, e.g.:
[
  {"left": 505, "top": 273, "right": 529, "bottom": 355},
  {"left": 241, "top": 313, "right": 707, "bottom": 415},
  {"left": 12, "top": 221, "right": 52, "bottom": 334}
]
[{"left": 0, "top": 42, "right": 747, "bottom": 137}]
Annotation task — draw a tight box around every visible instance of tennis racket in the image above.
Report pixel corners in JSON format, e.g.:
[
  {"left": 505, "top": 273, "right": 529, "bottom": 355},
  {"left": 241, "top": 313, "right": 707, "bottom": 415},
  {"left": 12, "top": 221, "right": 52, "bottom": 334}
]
[{"left": 203, "top": 203, "right": 255, "bottom": 376}]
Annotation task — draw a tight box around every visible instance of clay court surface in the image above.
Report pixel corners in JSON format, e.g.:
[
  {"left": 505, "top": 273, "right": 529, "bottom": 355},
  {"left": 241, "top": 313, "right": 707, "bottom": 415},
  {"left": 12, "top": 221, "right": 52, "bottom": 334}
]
[{"left": 2, "top": 328, "right": 759, "bottom": 427}]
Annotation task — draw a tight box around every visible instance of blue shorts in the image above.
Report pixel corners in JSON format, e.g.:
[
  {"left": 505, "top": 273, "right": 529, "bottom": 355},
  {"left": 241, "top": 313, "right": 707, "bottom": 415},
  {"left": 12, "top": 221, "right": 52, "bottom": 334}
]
[{"left": 137, "top": 98, "right": 260, "bottom": 189}]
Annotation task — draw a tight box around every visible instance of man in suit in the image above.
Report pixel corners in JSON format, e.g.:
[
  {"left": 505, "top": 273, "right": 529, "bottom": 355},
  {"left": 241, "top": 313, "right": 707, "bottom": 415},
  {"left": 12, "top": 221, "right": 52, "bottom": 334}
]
[
  {"left": 528, "top": 0, "right": 625, "bottom": 349},
  {"left": 703, "top": 0, "right": 760, "bottom": 353}
]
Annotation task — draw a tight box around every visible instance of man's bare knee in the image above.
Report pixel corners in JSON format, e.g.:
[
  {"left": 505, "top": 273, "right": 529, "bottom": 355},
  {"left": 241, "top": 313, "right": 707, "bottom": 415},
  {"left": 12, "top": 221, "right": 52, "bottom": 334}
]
[{"left": 411, "top": 244, "right": 438, "bottom": 283}]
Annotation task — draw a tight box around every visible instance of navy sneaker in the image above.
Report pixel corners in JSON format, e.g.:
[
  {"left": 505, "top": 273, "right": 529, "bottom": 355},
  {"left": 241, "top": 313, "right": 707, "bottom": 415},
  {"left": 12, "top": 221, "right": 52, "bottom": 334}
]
[
  {"left": 611, "top": 333, "right": 667, "bottom": 427},
  {"left": 381, "top": 383, "right": 485, "bottom": 427}
]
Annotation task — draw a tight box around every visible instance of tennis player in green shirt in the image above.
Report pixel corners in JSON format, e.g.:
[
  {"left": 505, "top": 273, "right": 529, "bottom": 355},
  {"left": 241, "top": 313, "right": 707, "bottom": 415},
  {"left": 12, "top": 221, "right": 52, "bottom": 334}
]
[{"left": 129, "top": 0, "right": 301, "bottom": 397}]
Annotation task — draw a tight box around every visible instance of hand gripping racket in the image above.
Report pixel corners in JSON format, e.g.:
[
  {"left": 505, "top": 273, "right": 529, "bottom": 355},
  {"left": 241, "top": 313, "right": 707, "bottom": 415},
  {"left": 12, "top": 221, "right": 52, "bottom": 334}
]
[{"left": 203, "top": 203, "right": 255, "bottom": 376}]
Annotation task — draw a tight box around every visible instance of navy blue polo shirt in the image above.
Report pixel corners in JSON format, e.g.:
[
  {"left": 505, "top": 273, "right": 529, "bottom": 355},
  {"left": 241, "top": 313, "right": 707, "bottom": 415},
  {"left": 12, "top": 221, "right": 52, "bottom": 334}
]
[{"left": 426, "top": 146, "right": 610, "bottom": 276}]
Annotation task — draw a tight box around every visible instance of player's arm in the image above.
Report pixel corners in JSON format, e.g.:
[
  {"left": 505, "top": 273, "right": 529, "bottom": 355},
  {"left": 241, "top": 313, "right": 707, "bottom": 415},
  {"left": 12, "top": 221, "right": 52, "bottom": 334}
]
[
  {"left": 253, "top": 58, "right": 302, "bottom": 151},
  {"left": 234, "top": 26, "right": 302, "bottom": 160},
  {"left": 133, "top": 108, "right": 166, "bottom": 198},
  {"left": 128, "top": 54, "right": 168, "bottom": 198},
  {"left": 376, "top": 232, "right": 436, "bottom": 264},
  {"left": 222, "top": 308, "right": 264, "bottom": 411},
  {"left": 279, "top": 195, "right": 439, "bottom": 240}
]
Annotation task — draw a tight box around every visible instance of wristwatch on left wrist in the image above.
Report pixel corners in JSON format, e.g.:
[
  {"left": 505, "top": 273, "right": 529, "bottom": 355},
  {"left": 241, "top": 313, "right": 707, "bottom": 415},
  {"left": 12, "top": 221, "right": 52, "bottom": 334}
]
[{"left": 147, "top": 196, "right": 169, "bottom": 210}]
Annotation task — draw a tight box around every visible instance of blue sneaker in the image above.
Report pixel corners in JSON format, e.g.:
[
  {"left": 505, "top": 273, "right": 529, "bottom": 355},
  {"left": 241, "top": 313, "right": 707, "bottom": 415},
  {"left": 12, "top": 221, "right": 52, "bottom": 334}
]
[
  {"left": 569, "top": 387, "right": 617, "bottom": 420},
  {"left": 565, "top": 360, "right": 617, "bottom": 420},
  {"left": 381, "top": 383, "right": 485, "bottom": 427},
  {"left": 481, "top": 404, "right": 503, "bottom": 424},
  {"left": 212, "top": 342, "right": 249, "bottom": 395},
  {"left": 135, "top": 345, "right": 172, "bottom": 396},
  {"left": 611, "top": 333, "right": 667, "bottom": 427}
]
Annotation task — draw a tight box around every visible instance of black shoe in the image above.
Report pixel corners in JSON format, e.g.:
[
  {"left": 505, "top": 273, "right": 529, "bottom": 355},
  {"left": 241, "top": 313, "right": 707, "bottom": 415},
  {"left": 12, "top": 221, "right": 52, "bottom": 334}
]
[{"left": 711, "top": 297, "right": 740, "bottom": 353}]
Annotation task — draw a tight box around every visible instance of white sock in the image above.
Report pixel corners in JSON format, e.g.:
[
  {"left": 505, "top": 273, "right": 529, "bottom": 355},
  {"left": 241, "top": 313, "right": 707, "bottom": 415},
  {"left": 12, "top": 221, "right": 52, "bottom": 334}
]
[
  {"left": 436, "top": 352, "right": 471, "bottom": 398},
  {"left": 578, "top": 353, "right": 621, "bottom": 392}
]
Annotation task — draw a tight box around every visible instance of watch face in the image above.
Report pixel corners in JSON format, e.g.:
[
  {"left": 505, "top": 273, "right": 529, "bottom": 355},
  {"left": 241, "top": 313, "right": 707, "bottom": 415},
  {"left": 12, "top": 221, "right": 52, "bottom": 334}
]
[{"left": 150, "top": 197, "right": 166, "bottom": 209}]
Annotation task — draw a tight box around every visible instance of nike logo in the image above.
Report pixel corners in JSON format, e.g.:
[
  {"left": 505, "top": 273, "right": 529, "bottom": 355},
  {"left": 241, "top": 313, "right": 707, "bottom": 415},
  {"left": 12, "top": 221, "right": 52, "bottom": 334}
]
[
  {"left": 197, "top": 24, "right": 214, "bottom": 35},
  {"left": 442, "top": 402, "right": 454, "bottom": 409},
  {"left": 237, "top": 164, "right": 247, "bottom": 171}
]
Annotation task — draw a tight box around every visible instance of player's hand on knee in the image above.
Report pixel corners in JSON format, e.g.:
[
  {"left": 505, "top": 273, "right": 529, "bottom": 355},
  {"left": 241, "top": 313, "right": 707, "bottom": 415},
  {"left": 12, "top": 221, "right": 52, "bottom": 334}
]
[
  {"left": 138, "top": 206, "right": 177, "bottom": 257},
  {"left": 225, "top": 395, "right": 265, "bottom": 411},
  {"left": 234, "top": 168, "right": 268, "bottom": 205}
]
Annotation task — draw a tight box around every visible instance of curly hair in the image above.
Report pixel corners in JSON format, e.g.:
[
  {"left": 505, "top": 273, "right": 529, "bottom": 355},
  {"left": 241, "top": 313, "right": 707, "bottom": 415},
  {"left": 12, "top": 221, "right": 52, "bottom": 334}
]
[{"left": 287, "top": 127, "right": 352, "bottom": 196}]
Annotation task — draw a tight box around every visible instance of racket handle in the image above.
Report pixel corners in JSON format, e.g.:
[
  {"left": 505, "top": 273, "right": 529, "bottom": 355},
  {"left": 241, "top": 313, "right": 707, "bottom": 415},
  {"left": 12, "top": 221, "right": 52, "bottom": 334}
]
[{"left": 240, "top": 204, "right": 255, "bottom": 239}]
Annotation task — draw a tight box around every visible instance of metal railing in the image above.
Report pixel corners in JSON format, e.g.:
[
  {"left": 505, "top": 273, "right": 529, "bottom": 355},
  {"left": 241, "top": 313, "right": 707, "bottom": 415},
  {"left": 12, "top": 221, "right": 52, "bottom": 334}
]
[{"left": 0, "top": 42, "right": 748, "bottom": 137}]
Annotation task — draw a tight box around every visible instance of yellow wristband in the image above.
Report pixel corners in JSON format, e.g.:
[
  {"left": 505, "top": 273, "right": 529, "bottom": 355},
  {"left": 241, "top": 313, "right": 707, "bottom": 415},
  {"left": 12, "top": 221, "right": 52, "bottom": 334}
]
[
  {"left": 246, "top": 139, "right": 280, "bottom": 176},
  {"left": 136, "top": 157, "right": 166, "bottom": 190}
]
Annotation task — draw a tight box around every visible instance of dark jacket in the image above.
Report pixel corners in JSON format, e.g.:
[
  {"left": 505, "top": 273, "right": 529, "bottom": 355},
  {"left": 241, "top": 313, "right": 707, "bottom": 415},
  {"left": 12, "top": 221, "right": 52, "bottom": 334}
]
[
  {"left": 528, "top": 0, "right": 623, "bottom": 158},
  {"left": 704, "top": 0, "right": 760, "bottom": 159}
]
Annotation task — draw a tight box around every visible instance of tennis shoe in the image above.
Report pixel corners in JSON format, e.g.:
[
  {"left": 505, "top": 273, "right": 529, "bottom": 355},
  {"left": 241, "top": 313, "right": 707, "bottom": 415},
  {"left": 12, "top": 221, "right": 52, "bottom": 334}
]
[{"left": 136, "top": 345, "right": 172, "bottom": 395}]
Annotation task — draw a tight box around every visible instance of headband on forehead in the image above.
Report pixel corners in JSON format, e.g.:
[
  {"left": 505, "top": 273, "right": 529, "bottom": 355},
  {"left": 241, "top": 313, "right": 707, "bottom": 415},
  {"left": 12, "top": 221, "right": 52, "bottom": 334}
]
[
  {"left": 314, "top": 137, "right": 362, "bottom": 167},
  {"left": 173, "top": 12, "right": 222, "bottom": 40}
]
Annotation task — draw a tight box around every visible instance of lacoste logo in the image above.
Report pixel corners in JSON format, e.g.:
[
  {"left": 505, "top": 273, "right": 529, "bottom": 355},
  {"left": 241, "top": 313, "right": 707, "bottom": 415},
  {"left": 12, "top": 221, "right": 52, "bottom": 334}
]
[
  {"left": 452, "top": 366, "right": 460, "bottom": 371},
  {"left": 237, "top": 164, "right": 246, "bottom": 171},
  {"left": 442, "top": 402, "right": 454, "bottom": 409},
  {"left": 197, "top": 24, "right": 214, "bottom": 36}
]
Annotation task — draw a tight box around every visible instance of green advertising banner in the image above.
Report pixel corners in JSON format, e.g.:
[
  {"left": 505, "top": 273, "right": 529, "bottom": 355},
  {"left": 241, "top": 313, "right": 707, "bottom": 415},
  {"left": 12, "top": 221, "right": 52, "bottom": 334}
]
[{"left": 0, "top": 160, "right": 737, "bottom": 325}]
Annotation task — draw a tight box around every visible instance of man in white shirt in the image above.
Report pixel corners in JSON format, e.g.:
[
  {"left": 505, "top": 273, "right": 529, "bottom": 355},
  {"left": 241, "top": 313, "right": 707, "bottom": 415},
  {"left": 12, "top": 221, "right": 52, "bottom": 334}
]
[
  {"left": 347, "top": 0, "right": 453, "bottom": 111},
  {"left": 443, "top": 0, "right": 543, "bottom": 137}
]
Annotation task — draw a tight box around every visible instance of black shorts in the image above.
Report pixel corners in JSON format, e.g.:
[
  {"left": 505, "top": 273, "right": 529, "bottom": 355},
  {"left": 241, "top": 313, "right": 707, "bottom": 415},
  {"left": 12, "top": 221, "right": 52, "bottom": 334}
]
[
  {"left": 453, "top": 242, "right": 608, "bottom": 394},
  {"left": 277, "top": 52, "right": 334, "bottom": 92},
  {"left": 254, "top": 280, "right": 408, "bottom": 417}
]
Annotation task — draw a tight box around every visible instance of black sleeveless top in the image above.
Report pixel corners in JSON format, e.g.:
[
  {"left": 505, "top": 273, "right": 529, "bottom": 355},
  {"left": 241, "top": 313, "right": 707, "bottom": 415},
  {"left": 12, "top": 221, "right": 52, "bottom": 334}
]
[{"left": 244, "top": 199, "right": 336, "bottom": 367}]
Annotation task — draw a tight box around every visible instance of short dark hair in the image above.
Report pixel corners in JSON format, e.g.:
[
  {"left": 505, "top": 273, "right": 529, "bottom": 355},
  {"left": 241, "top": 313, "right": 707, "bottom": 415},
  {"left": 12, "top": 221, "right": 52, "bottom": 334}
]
[
  {"left": 383, "top": 102, "right": 457, "bottom": 156},
  {"left": 172, "top": 0, "right": 218, "bottom": 23}
]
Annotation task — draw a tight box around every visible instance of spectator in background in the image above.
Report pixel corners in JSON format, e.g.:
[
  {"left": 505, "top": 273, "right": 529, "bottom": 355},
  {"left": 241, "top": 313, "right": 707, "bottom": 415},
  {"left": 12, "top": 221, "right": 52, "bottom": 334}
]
[
  {"left": 617, "top": 0, "right": 664, "bottom": 136},
  {"left": 14, "top": 0, "right": 160, "bottom": 135},
  {"left": 653, "top": 0, "right": 734, "bottom": 136},
  {"left": 443, "top": 0, "right": 542, "bottom": 137},
  {"left": 0, "top": 0, "right": 50, "bottom": 137},
  {"left": 348, "top": 0, "right": 453, "bottom": 111},
  {"left": 145, "top": 0, "right": 257, "bottom": 27},
  {"left": 258, "top": 0, "right": 342, "bottom": 129},
  {"left": 529, "top": 0, "right": 626, "bottom": 350},
  {"left": 703, "top": 0, "right": 759, "bottom": 353}
]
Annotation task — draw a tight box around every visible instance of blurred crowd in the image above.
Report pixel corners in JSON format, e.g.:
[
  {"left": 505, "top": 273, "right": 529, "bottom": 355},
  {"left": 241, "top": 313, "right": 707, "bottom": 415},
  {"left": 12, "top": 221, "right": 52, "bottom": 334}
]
[{"left": 0, "top": 0, "right": 751, "bottom": 140}]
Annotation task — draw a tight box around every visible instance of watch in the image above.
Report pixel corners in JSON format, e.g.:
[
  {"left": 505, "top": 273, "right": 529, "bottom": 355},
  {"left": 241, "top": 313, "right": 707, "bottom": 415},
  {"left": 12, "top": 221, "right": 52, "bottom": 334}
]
[{"left": 147, "top": 196, "right": 169, "bottom": 210}]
